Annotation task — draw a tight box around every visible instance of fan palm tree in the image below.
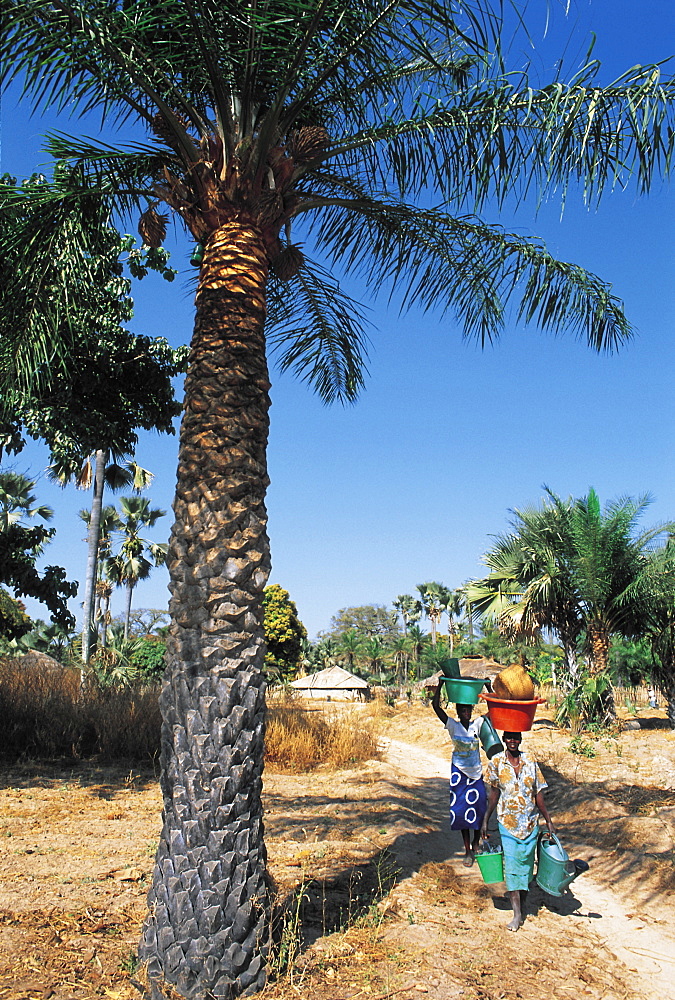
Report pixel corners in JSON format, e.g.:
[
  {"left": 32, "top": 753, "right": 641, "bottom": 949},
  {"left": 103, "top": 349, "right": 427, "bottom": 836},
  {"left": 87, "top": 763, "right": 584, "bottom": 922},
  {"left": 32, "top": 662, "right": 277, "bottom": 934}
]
[
  {"left": 417, "top": 581, "right": 451, "bottom": 646},
  {"left": 392, "top": 594, "right": 422, "bottom": 636},
  {"left": 446, "top": 588, "right": 464, "bottom": 653},
  {"left": 78, "top": 503, "right": 122, "bottom": 650},
  {"left": 54, "top": 454, "right": 153, "bottom": 663},
  {"left": 107, "top": 496, "right": 167, "bottom": 639},
  {"left": 2, "top": 3, "right": 675, "bottom": 996},
  {"left": 0, "top": 471, "right": 53, "bottom": 534}
]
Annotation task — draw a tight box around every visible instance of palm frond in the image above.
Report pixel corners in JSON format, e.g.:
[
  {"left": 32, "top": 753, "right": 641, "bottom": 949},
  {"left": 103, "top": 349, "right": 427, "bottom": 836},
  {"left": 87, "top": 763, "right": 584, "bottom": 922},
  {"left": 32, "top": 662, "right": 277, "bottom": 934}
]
[
  {"left": 266, "top": 259, "right": 371, "bottom": 404},
  {"left": 297, "top": 196, "right": 632, "bottom": 350}
]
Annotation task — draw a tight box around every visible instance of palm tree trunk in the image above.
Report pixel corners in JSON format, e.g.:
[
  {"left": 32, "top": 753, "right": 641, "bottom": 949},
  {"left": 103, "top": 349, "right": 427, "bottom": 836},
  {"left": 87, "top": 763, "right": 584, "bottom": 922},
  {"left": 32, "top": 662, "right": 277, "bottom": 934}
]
[
  {"left": 139, "top": 221, "right": 271, "bottom": 1000},
  {"left": 124, "top": 582, "right": 134, "bottom": 640},
  {"left": 588, "top": 623, "right": 610, "bottom": 675},
  {"left": 587, "top": 622, "right": 615, "bottom": 721},
  {"left": 81, "top": 449, "right": 106, "bottom": 673}
]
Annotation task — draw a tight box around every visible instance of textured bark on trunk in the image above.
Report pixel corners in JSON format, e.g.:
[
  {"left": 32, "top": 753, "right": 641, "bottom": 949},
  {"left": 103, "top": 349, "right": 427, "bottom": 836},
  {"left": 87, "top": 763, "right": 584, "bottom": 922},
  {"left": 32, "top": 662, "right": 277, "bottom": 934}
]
[
  {"left": 139, "top": 221, "right": 271, "bottom": 999},
  {"left": 588, "top": 624, "right": 610, "bottom": 675},
  {"left": 587, "top": 623, "right": 615, "bottom": 722}
]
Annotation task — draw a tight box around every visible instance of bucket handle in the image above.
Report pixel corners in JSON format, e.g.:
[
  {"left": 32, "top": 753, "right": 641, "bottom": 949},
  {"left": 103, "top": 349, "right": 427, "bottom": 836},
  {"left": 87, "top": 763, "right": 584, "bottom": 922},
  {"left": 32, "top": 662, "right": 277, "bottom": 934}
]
[{"left": 539, "top": 830, "right": 565, "bottom": 854}]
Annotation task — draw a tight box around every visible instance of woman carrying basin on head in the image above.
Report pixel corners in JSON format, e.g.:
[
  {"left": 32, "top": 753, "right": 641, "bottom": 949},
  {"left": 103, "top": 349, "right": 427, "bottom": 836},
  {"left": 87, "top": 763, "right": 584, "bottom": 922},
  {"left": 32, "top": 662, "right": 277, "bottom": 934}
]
[
  {"left": 481, "top": 731, "right": 555, "bottom": 931},
  {"left": 432, "top": 679, "right": 489, "bottom": 867}
]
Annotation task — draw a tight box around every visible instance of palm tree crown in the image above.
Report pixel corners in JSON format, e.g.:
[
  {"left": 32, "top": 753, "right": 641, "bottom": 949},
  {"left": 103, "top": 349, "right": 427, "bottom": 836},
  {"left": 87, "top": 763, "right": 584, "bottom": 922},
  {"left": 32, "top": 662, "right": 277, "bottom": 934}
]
[{"left": 3, "top": 0, "right": 675, "bottom": 388}]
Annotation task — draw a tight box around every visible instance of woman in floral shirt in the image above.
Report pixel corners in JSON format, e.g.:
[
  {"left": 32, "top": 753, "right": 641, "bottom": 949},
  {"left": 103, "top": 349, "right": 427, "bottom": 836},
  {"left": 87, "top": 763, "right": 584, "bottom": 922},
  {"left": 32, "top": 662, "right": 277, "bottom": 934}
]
[{"left": 481, "top": 732, "right": 555, "bottom": 931}]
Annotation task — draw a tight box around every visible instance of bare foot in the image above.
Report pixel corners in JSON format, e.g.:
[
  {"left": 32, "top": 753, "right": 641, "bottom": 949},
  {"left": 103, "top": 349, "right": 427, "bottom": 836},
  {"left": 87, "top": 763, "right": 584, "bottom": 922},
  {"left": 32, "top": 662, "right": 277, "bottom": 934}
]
[
  {"left": 507, "top": 915, "right": 520, "bottom": 931},
  {"left": 463, "top": 852, "right": 474, "bottom": 867}
]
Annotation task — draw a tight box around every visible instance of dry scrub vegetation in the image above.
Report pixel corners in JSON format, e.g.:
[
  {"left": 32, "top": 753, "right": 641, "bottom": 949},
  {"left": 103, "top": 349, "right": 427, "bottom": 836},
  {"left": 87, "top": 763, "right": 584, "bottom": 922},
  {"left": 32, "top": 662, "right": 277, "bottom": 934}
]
[{"left": 265, "top": 691, "right": 381, "bottom": 771}]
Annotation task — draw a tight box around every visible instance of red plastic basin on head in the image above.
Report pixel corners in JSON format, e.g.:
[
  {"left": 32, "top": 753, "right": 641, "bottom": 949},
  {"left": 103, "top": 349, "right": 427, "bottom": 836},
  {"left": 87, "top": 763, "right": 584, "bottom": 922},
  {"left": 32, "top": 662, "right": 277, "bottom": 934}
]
[{"left": 478, "top": 693, "right": 546, "bottom": 732}]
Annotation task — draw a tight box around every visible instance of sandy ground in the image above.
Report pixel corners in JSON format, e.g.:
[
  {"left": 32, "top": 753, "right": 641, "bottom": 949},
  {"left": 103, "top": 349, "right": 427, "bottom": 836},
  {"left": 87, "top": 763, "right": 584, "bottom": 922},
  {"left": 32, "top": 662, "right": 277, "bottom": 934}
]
[{"left": 0, "top": 700, "right": 673, "bottom": 1000}]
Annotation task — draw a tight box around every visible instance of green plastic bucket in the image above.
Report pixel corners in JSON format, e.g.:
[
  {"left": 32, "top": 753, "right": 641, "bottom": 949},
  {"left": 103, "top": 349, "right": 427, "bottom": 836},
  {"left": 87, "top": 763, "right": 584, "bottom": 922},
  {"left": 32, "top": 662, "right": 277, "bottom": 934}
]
[
  {"left": 478, "top": 715, "right": 504, "bottom": 759},
  {"left": 476, "top": 850, "right": 504, "bottom": 883},
  {"left": 440, "top": 657, "right": 461, "bottom": 679},
  {"left": 442, "top": 676, "right": 486, "bottom": 705}
]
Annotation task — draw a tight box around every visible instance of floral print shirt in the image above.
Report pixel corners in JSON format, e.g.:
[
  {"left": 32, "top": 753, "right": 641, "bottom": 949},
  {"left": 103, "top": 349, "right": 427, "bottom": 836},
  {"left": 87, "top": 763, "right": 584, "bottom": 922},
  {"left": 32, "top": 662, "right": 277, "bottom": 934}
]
[{"left": 487, "top": 749, "right": 548, "bottom": 840}]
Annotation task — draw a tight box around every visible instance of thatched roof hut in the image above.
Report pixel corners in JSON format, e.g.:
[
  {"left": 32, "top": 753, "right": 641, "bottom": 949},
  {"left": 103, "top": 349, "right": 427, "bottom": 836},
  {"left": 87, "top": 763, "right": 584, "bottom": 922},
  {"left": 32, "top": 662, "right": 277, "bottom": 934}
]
[
  {"left": 290, "top": 665, "right": 370, "bottom": 701},
  {"left": 458, "top": 656, "right": 502, "bottom": 681}
]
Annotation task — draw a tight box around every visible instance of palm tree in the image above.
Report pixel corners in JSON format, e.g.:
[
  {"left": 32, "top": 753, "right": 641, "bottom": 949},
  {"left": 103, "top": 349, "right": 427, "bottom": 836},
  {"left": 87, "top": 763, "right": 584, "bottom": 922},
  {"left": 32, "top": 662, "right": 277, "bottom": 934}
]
[
  {"left": 623, "top": 543, "right": 675, "bottom": 729},
  {"left": 107, "top": 496, "right": 167, "bottom": 640},
  {"left": 417, "top": 581, "right": 451, "bottom": 646},
  {"left": 446, "top": 589, "right": 464, "bottom": 653},
  {"left": 54, "top": 454, "right": 154, "bottom": 664},
  {"left": 392, "top": 594, "right": 422, "bottom": 636},
  {"left": 0, "top": 471, "right": 53, "bottom": 534},
  {"left": 390, "top": 635, "right": 411, "bottom": 686},
  {"left": 78, "top": 503, "right": 122, "bottom": 650},
  {"left": 407, "top": 624, "right": 430, "bottom": 678},
  {"left": 337, "top": 629, "right": 362, "bottom": 673},
  {"left": 468, "top": 488, "right": 672, "bottom": 715},
  {"left": 362, "top": 635, "right": 387, "bottom": 684},
  {"left": 3, "top": 3, "right": 675, "bottom": 996}
]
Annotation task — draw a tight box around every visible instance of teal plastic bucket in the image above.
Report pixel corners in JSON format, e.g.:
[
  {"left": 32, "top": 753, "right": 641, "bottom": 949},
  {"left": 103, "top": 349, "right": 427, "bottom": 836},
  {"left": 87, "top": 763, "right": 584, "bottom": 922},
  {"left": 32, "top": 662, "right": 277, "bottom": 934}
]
[
  {"left": 479, "top": 715, "right": 504, "bottom": 759},
  {"left": 442, "top": 676, "right": 486, "bottom": 705},
  {"left": 536, "top": 833, "right": 583, "bottom": 896},
  {"left": 476, "top": 849, "right": 504, "bottom": 883},
  {"left": 440, "top": 657, "right": 460, "bottom": 678}
]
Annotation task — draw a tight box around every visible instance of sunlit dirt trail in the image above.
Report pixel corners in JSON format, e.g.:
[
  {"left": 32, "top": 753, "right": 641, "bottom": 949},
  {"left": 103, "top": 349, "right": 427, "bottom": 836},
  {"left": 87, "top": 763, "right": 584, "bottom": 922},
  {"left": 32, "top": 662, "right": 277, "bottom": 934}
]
[{"left": 381, "top": 736, "right": 675, "bottom": 1000}]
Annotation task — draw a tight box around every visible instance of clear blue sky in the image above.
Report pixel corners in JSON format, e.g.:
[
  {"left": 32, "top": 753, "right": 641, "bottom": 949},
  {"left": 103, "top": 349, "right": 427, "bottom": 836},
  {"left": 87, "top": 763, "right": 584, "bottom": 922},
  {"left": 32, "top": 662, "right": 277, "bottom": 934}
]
[{"left": 1, "top": 1, "right": 674, "bottom": 639}]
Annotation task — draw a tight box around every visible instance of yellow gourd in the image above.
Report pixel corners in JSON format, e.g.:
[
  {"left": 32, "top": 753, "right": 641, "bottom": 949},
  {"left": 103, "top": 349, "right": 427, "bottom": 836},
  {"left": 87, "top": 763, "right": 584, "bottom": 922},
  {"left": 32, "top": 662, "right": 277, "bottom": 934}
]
[{"left": 492, "top": 663, "right": 535, "bottom": 701}]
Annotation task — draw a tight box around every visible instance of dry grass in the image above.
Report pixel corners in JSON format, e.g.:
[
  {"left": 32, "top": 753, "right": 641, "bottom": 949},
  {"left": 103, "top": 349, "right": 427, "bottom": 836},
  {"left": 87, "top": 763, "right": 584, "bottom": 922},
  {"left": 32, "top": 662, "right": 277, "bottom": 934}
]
[
  {"left": 0, "top": 657, "right": 161, "bottom": 762},
  {"left": 265, "top": 702, "right": 381, "bottom": 771}
]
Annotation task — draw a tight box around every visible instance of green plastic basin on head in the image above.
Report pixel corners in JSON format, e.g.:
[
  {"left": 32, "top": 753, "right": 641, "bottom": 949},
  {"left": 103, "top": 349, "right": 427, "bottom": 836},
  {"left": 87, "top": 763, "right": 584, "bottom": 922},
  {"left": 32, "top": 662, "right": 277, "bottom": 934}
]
[
  {"left": 475, "top": 850, "right": 504, "bottom": 884},
  {"left": 442, "top": 676, "right": 486, "bottom": 705}
]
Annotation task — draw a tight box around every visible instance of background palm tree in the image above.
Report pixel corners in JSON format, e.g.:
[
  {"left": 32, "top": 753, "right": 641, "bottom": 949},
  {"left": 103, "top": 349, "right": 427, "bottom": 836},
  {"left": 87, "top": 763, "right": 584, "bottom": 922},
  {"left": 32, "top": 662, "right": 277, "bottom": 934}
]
[
  {"left": 390, "top": 635, "right": 412, "bottom": 686},
  {"left": 3, "top": 2, "right": 675, "bottom": 995},
  {"left": 53, "top": 454, "right": 154, "bottom": 664},
  {"left": 467, "top": 487, "right": 673, "bottom": 720},
  {"left": 362, "top": 635, "right": 387, "bottom": 685},
  {"left": 446, "top": 589, "right": 464, "bottom": 653},
  {"left": 107, "top": 497, "right": 167, "bottom": 640},
  {"left": 393, "top": 594, "right": 422, "bottom": 636},
  {"left": 0, "top": 471, "right": 53, "bottom": 533},
  {"left": 78, "top": 503, "right": 122, "bottom": 651},
  {"left": 624, "top": 542, "right": 675, "bottom": 729},
  {"left": 337, "top": 629, "right": 362, "bottom": 673},
  {"left": 417, "top": 581, "right": 451, "bottom": 646}
]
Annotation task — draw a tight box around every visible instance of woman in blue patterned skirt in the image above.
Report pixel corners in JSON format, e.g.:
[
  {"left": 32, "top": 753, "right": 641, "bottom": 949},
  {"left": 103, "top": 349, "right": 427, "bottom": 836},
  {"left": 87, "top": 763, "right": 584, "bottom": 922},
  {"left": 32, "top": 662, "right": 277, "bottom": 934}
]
[{"left": 432, "top": 679, "right": 488, "bottom": 866}]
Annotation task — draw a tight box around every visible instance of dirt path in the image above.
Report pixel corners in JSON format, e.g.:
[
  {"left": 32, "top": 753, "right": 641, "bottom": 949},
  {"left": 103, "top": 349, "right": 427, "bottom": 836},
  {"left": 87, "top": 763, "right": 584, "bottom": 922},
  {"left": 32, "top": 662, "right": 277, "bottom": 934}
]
[
  {"left": 381, "top": 736, "right": 675, "bottom": 1000},
  {"left": 1, "top": 701, "right": 673, "bottom": 1000}
]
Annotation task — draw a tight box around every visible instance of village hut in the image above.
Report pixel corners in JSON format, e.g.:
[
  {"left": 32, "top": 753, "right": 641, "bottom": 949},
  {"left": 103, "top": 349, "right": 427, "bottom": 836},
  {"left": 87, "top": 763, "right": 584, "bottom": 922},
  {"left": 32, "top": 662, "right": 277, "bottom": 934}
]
[
  {"left": 290, "top": 665, "right": 370, "bottom": 701},
  {"left": 458, "top": 656, "right": 502, "bottom": 682}
]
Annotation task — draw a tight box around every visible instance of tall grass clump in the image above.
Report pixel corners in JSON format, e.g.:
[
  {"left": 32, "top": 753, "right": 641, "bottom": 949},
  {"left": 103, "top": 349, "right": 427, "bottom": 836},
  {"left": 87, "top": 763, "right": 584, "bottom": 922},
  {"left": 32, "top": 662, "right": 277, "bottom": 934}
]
[
  {"left": 0, "top": 656, "right": 161, "bottom": 761},
  {"left": 265, "top": 699, "right": 380, "bottom": 771}
]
